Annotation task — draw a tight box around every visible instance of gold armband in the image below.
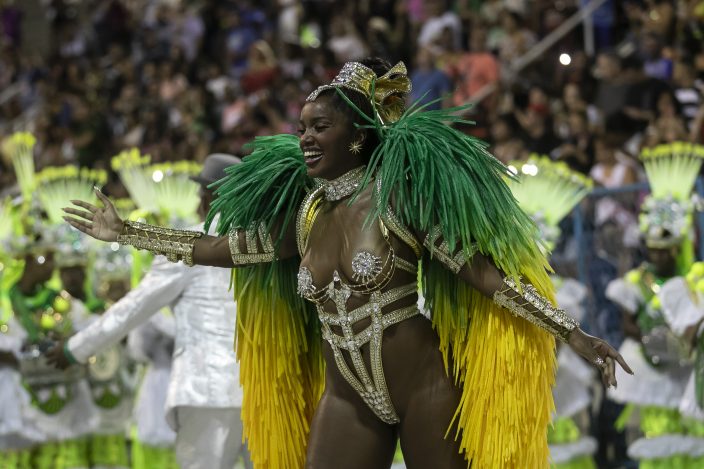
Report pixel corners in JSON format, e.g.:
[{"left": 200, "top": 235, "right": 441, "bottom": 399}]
[
  {"left": 117, "top": 221, "right": 203, "bottom": 266},
  {"left": 423, "top": 226, "right": 477, "bottom": 273},
  {"left": 493, "top": 277, "right": 578, "bottom": 342},
  {"left": 228, "top": 224, "right": 276, "bottom": 266}
]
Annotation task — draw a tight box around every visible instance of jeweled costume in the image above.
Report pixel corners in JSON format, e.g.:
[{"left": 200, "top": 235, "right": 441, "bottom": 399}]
[
  {"left": 606, "top": 142, "right": 704, "bottom": 468},
  {"left": 505, "top": 158, "right": 598, "bottom": 469},
  {"left": 112, "top": 62, "right": 581, "bottom": 468}
]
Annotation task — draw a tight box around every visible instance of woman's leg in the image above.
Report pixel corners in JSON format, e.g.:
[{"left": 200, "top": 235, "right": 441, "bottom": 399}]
[
  {"left": 306, "top": 389, "right": 397, "bottom": 469},
  {"left": 397, "top": 346, "right": 467, "bottom": 469}
]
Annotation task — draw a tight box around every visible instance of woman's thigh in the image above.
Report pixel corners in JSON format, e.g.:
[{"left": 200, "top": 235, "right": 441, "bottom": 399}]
[
  {"left": 306, "top": 390, "right": 397, "bottom": 469},
  {"left": 398, "top": 366, "right": 467, "bottom": 469}
]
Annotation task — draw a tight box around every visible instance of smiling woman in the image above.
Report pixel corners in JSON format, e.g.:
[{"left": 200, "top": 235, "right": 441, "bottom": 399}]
[{"left": 63, "top": 57, "right": 631, "bottom": 469}]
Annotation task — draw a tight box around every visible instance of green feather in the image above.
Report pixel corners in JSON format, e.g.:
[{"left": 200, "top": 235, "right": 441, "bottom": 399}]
[
  {"left": 205, "top": 134, "right": 313, "bottom": 241},
  {"left": 359, "top": 104, "right": 548, "bottom": 281}
]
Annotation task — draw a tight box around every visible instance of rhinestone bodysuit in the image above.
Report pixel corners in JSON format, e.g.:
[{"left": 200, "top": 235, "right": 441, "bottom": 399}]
[{"left": 296, "top": 170, "right": 420, "bottom": 424}]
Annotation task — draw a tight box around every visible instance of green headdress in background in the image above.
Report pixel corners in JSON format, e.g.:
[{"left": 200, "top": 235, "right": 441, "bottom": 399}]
[
  {"left": 639, "top": 142, "right": 704, "bottom": 249},
  {"left": 3, "top": 132, "right": 37, "bottom": 201},
  {"left": 505, "top": 155, "right": 593, "bottom": 252},
  {"left": 111, "top": 148, "right": 202, "bottom": 226}
]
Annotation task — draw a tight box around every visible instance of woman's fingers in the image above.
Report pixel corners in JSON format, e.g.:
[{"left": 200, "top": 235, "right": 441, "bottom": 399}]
[
  {"left": 62, "top": 207, "right": 94, "bottom": 221},
  {"left": 64, "top": 216, "right": 93, "bottom": 234},
  {"left": 605, "top": 357, "right": 616, "bottom": 388},
  {"left": 70, "top": 199, "right": 99, "bottom": 213},
  {"left": 95, "top": 187, "right": 113, "bottom": 207},
  {"left": 610, "top": 348, "right": 633, "bottom": 375}
]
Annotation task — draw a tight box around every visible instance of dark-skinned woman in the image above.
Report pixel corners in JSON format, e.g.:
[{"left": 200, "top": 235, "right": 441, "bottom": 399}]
[{"left": 63, "top": 57, "right": 631, "bottom": 469}]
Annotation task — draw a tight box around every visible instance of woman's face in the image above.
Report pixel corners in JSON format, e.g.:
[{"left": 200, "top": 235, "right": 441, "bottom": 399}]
[{"left": 298, "top": 95, "right": 364, "bottom": 180}]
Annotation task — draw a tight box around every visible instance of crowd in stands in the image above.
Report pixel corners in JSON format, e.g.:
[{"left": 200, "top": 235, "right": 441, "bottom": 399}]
[{"left": 0, "top": 0, "right": 702, "bottom": 187}]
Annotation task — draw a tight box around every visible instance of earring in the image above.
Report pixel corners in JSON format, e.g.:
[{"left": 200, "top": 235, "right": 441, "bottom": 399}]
[{"left": 349, "top": 140, "right": 363, "bottom": 155}]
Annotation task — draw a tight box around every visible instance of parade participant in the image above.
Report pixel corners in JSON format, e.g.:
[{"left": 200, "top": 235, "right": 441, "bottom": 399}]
[
  {"left": 659, "top": 261, "right": 704, "bottom": 464},
  {"left": 1, "top": 137, "right": 101, "bottom": 469},
  {"left": 106, "top": 150, "right": 203, "bottom": 468},
  {"left": 64, "top": 58, "right": 630, "bottom": 468},
  {"left": 607, "top": 142, "right": 704, "bottom": 467},
  {"left": 54, "top": 225, "right": 134, "bottom": 469},
  {"left": 506, "top": 157, "right": 598, "bottom": 469},
  {"left": 0, "top": 199, "right": 46, "bottom": 469},
  {"left": 49, "top": 154, "right": 253, "bottom": 469}
]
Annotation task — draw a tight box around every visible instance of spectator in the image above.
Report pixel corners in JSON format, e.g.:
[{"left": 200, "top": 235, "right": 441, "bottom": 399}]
[
  {"left": 672, "top": 60, "right": 703, "bottom": 128},
  {"left": 640, "top": 32, "right": 673, "bottom": 80},
  {"left": 417, "top": 0, "right": 462, "bottom": 51},
  {"left": 409, "top": 47, "right": 451, "bottom": 111},
  {"left": 489, "top": 113, "right": 526, "bottom": 164},
  {"left": 446, "top": 26, "right": 500, "bottom": 111},
  {"left": 553, "top": 110, "right": 595, "bottom": 175},
  {"left": 326, "top": 16, "right": 368, "bottom": 63}
]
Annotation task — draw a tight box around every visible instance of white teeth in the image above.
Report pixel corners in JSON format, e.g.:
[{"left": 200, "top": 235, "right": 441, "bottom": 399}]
[{"left": 304, "top": 151, "right": 322, "bottom": 157}]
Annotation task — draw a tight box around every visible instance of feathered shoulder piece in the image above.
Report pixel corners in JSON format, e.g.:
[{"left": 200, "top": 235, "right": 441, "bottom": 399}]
[
  {"left": 359, "top": 103, "right": 548, "bottom": 279},
  {"left": 203, "top": 134, "right": 323, "bottom": 469},
  {"left": 205, "top": 134, "right": 313, "bottom": 239}
]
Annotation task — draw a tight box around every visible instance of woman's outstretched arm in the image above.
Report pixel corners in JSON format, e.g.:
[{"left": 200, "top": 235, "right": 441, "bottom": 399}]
[
  {"left": 420, "top": 229, "right": 633, "bottom": 388},
  {"left": 64, "top": 189, "right": 297, "bottom": 268}
]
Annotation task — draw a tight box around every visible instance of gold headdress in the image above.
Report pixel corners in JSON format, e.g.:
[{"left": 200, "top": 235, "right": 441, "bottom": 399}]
[{"left": 306, "top": 61, "right": 411, "bottom": 123}]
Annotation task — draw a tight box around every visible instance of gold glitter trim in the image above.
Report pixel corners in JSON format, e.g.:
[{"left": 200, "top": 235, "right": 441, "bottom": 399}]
[
  {"left": 493, "top": 277, "right": 578, "bottom": 342},
  {"left": 117, "top": 221, "right": 202, "bottom": 266}
]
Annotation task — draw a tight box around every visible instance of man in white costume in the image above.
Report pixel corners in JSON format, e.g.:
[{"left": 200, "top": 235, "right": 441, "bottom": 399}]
[{"left": 47, "top": 154, "right": 252, "bottom": 469}]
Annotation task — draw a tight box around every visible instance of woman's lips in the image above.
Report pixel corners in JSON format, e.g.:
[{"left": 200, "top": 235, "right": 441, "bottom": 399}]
[{"left": 304, "top": 151, "right": 323, "bottom": 166}]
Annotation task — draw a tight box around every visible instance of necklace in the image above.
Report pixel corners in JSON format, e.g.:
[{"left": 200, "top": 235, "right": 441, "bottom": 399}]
[{"left": 319, "top": 166, "right": 367, "bottom": 201}]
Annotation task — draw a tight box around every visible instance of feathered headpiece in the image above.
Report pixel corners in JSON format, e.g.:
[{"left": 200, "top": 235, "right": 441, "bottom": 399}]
[
  {"left": 111, "top": 148, "right": 202, "bottom": 226},
  {"left": 3, "top": 131, "right": 37, "bottom": 200},
  {"left": 639, "top": 142, "right": 704, "bottom": 249},
  {"left": 506, "top": 156, "right": 593, "bottom": 251},
  {"left": 33, "top": 166, "right": 107, "bottom": 267}
]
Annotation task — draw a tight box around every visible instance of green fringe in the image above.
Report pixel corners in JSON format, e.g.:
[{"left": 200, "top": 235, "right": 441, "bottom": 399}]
[
  {"left": 89, "top": 433, "right": 129, "bottom": 467},
  {"left": 131, "top": 440, "right": 178, "bottom": 469},
  {"left": 548, "top": 417, "right": 582, "bottom": 445},
  {"left": 33, "top": 439, "right": 89, "bottom": 469},
  {"left": 640, "top": 455, "right": 701, "bottom": 469},
  {"left": 551, "top": 455, "right": 597, "bottom": 469},
  {"left": 0, "top": 448, "right": 33, "bottom": 469},
  {"left": 360, "top": 104, "right": 548, "bottom": 284}
]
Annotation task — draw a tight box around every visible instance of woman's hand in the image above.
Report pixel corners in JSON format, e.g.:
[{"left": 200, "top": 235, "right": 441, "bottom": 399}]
[
  {"left": 45, "top": 340, "right": 72, "bottom": 370},
  {"left": 567, "top": 328, "right": 633, "bottom": 388},
  {"left": 63, "top": 188, "right": 123, "bottom": 242}
]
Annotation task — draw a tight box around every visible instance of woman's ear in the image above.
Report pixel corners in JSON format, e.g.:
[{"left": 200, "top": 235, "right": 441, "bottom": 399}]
[{"left": 353, "top": 129, "right": 367, "bottom": 144}]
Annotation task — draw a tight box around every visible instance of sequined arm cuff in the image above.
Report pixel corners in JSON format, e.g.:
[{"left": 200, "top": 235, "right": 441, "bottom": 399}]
[
  {"left": 228, "top": 224, "right": 277, "bottom": 266},
  {"left": 423, "top": 226, "right": 477, "bottom": 274},
  {"left": 493, "top": 277, "right": 578, "bottom": 342},
  {"left": 117, "top": 221, "right": 203, "bottom": 266}
]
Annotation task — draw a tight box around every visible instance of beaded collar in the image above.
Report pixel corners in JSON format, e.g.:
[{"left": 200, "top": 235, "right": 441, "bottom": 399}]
[{"left": 318, "top": 166, "right": 367, "bottom": 201}]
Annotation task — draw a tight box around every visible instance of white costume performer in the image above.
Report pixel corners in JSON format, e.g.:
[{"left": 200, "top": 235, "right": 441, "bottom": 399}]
[
  {"left": 659, "top": 266, "right": 704, "bottom": 459},
  {"left": 606, "top": 142, "right": 704, "bottom": 467},
  {"left": 62, "top": 154, "right": 252, "bottom": 469}
]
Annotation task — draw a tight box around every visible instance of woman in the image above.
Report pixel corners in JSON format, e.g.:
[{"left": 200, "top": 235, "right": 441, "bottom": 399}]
[{"left": 63, "top": 58, "right": 630, "bottom": 468}]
